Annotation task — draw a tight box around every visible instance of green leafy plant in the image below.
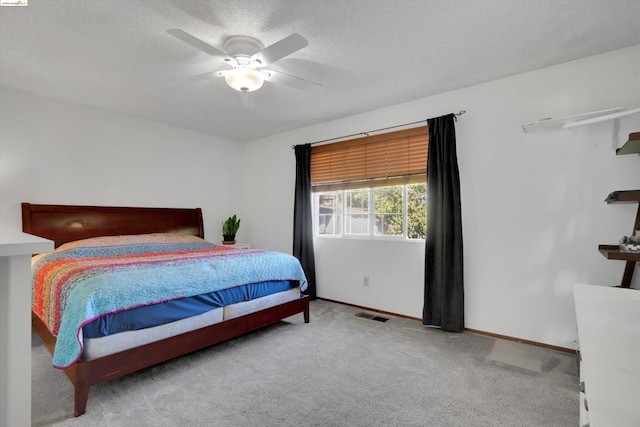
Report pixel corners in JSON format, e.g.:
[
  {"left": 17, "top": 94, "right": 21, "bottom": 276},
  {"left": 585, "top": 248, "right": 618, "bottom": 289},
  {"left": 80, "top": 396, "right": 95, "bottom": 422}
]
[{"left": 222, "top": 214, "right": 241, "bottom": 241}]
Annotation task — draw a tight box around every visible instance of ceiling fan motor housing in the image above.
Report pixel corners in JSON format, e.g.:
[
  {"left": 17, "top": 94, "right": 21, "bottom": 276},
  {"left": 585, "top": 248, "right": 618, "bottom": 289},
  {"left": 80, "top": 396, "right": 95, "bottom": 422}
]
[{"left": 224, "top": 36, "right": 264, "bottom": 64}]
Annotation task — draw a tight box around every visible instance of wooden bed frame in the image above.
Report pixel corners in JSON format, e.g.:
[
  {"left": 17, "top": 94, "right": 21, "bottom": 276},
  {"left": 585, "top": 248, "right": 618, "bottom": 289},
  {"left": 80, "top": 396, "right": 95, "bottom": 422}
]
[{"left": 22, "top": 202, "right": 310, "bottom": 417}]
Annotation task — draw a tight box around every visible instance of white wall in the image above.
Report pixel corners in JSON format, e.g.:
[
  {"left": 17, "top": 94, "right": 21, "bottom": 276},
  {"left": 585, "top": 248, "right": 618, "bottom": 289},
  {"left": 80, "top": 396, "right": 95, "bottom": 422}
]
[
  {"left": 243, "top": 44, "right": 640, "bottom": 349},
  {"left": 0, "top": 87, "right": 244, "bottom": 241}
]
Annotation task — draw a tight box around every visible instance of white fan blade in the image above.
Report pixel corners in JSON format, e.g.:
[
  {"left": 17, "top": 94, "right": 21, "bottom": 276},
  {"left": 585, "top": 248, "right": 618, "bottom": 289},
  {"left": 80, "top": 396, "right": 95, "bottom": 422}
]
[
  {"left": 181, "top": 70, "right": 218, "bottom": 83},
  {"left": 167, "top": 29, "right": 231, "bottom": 59},
  {"left": 251, "top": 33, "right": 308, "bottom": 66},
  {"left": 263, "top": 69, "right": 321, "bottom": 91}
]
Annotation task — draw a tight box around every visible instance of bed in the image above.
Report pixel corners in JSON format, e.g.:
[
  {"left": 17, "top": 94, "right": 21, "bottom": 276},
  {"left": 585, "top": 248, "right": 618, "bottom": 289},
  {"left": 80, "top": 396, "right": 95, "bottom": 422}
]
[{"left": 22, "top": 202, "right": 310, "bottom": 417}]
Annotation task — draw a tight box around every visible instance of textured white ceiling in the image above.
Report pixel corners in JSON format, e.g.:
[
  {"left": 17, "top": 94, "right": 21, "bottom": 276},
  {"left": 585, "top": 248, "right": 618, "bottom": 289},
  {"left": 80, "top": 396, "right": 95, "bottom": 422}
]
[{"left": 1, "top": 0, "right": 639, "bottom": 142}]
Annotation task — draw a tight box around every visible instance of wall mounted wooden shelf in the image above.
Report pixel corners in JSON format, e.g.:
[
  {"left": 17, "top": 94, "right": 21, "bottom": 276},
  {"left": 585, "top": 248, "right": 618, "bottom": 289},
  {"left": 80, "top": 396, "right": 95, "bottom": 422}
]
[
  {"left": 605, "top": 189, "right": 640, "bottom": 203},
  {"left": 616, "top": 132, "right": 640, "bottom": 155},
  {"left": 598, "top": 245, "right": 640, "bottom": 262},
  {"left": 600, "top": 188, "right": 640, "bottom": 288}
]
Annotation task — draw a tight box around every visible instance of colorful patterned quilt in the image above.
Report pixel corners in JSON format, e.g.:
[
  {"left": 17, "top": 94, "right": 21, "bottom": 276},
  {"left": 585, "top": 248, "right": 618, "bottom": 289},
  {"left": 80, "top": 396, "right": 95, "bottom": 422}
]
[{"left": 31, "top": 233, "right": 308, "bottom": 369}]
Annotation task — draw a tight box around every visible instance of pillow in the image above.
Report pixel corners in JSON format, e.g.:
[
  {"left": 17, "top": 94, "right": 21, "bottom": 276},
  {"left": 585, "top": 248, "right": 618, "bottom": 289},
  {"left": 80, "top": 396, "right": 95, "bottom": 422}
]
[{"left": 56, "top": 233, "right": 206, "bottom": 252}]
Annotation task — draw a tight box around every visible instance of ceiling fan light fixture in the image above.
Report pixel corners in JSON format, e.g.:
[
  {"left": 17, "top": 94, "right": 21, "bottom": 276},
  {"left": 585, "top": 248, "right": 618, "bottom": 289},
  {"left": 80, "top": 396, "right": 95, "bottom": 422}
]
[{"left": 224, "top": 68, "right": 264, "bottom": 92}]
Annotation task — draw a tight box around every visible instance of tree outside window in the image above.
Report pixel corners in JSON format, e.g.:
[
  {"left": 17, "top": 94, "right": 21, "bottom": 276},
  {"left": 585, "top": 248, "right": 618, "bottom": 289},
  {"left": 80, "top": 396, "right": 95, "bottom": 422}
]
[
  {"left": 407, "top": 183, "right": 426, "bottom": 239},
  {"left": 374, "top": 186, "right": 403, "bottom": 236}
]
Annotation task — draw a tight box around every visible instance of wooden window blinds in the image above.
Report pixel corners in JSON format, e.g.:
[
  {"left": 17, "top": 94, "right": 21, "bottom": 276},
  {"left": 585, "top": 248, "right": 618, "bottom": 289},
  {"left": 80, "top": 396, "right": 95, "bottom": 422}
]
[{"left": 310, "top": 126, "right": 428, "bottom": 192}]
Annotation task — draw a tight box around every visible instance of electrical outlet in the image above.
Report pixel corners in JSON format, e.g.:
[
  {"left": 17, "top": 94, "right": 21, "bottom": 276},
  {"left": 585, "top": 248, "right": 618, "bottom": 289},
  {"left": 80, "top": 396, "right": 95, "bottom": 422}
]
[{"left": 363, "top": 276, "right": 370, "bottom": 287}]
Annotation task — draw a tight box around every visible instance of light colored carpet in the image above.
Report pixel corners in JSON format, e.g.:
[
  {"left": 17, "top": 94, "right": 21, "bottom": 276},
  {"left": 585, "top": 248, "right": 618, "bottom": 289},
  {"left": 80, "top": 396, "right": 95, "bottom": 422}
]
[{"left": 32, "top": 300, "right": 579, "bottom": 426}]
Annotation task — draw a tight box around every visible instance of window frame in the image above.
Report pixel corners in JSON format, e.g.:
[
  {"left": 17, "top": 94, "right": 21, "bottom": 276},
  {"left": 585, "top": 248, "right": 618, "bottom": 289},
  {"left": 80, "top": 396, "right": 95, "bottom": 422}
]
[{"left": 313, "top": 183, "right": 426, "bottom": 242}]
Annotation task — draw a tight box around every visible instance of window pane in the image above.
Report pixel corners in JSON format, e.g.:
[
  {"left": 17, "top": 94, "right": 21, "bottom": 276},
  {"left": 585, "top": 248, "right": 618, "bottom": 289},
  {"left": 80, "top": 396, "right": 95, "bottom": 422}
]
[
  {"left": 374, "top": 186, "right": 403, "bottom": 236},
  {"left": 345, "top": 190, "right": 369, "bottom": 235},
  {"left": 316, "top": 185, "right": 425, "bottom": 240},
  {"left": 407, "top": 183, "right": 426, "bottom": 239},
  {"left": 318, "top": 193, "right": 342, "bottom": 235}
]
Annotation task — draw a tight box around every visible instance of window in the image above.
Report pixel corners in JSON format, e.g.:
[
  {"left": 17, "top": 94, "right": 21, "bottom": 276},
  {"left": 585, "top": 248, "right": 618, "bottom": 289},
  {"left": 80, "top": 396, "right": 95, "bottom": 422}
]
[
  {"left": 314, "top": 183, "right": 426, "bottom": 239},
  {"left": 317, "top": 193, "right": 342, "bottom": 235},
  {"left": 311, "top": 126, "right": 429, "bottom": 239},
  {"left": 406, "top": 183, "right": 427, "bottom": 239},
  {"left": 310, "top": 126, "right": 429, "bottom": 241},
  {"left": 345, "top": 189, "right": 368, "bottom": 235},
  {"left": 374, "top": 186, "right": 403, "bottom": 236}
]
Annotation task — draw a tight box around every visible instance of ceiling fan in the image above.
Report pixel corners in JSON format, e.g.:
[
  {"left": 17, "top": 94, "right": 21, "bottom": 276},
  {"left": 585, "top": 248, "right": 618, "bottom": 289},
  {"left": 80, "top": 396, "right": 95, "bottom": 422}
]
[{"left": 167, "top": 29, "right": 320, "bottom": 104}]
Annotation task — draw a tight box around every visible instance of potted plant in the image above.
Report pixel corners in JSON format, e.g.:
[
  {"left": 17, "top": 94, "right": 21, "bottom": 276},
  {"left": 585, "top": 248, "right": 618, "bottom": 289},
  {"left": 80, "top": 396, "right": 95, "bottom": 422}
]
[{"left": 222, "top": 214, "right": 241, "bottom": 244}]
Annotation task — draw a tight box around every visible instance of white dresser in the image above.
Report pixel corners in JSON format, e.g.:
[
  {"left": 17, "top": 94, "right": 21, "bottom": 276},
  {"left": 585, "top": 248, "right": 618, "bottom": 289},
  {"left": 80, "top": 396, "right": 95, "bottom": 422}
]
[
  {"left": 0, "top": 228, "right": 53, "bottom": 427},
  {"left": 574, "top": 283, "right": 640, "bottom": 427}
]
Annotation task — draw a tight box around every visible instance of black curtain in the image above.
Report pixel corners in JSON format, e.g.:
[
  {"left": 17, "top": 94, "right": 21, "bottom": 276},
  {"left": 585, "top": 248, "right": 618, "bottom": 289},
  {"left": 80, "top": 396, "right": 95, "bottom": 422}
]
[
  {"left": 293, "top": 144, "right": 317, "bottom": 300},
  {"left": 423, "top": 114, "right": 464, "bottom": 332}
]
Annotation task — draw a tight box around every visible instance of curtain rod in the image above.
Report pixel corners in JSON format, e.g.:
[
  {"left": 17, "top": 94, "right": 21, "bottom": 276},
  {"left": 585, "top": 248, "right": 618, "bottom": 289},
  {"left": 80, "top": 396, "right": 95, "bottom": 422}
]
[{"left": 291, "top": 110, "right": 466, "bottom": 149}]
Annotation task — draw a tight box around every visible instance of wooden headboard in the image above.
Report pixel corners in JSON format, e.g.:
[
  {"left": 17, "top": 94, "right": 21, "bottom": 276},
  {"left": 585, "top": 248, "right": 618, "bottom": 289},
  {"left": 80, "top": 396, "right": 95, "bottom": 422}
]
[{"left": 22, "top": 203, "right": 204, "bottom": 248}]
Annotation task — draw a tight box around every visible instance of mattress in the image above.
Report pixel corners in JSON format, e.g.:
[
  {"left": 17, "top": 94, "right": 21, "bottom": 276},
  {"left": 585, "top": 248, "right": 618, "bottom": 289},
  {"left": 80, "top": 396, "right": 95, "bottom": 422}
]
[
  {"left": 82, "top": 280, "right": 298, "bottom": 338},
  {"left": 82, "top": 288, "right": 301, "bottom": 360}
]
